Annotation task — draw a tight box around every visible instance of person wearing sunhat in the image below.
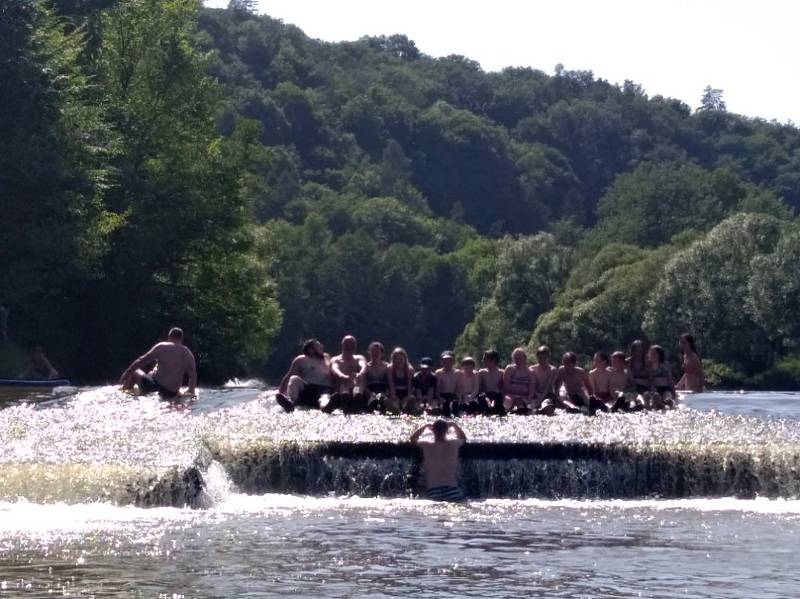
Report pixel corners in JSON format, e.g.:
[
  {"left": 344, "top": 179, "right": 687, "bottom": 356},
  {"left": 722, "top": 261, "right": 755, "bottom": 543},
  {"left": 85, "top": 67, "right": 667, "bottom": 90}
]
[
  {"left": 413, "top": 357, "right": 438, "bottom": 412},
  {"left": 435, "top": 350, "right": 460, "bottom": 417}
]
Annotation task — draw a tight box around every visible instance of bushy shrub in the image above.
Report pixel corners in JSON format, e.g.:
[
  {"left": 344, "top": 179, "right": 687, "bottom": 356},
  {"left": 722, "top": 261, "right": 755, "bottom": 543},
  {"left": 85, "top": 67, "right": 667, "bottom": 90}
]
[{"left": 703, "top": 360, "right": 747, "bottom": 389}]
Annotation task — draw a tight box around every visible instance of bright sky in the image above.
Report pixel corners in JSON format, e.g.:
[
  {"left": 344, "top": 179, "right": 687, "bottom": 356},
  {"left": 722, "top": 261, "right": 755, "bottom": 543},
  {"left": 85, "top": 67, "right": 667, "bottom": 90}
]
[{"left": 204, "top": 0, "right": 799, "bottom": 124}]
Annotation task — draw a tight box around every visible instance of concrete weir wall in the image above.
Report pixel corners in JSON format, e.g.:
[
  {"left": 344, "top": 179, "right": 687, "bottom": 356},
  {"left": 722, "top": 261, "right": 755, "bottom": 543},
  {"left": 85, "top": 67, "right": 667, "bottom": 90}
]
[{"left": 208, "top": 440, "right": 800, "bottom": 500}]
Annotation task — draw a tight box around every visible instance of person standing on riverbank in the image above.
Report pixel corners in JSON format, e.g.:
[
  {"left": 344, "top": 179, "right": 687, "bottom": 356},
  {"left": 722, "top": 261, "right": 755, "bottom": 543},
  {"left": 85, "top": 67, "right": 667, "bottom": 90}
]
[
  {"left": 119, "top": 327, "right": 196, "bottom": 400},
  {"left": 410, "top": 419, "right": 467, "bottom": 501}
]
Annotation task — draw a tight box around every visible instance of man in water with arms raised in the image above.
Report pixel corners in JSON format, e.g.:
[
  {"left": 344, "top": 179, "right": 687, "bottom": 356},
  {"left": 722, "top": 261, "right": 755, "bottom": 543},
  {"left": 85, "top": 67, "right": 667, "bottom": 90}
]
[
  {"left": 275, "top": 338, "right": 334, "bottom": 412},
  {"left": 410, "top": 419, "right": 467, "bottom": 501},
  {"left": 120, "top": 327, "right": 197, "bottom": 400},
  {"left": 329, "top": 335, "right": 367, "bottom": 413}
]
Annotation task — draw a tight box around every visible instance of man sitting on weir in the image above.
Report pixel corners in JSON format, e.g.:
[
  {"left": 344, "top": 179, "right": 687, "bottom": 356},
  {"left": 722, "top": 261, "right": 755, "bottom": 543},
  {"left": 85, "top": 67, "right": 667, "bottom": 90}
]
[
  {"left": 410, "top": 419, "right": 467, "bottom": 502},
  {"left": 275, "top": 338, "right": 334, "bottom": 412},
  {"left": 120, "top": 327, "right": 197, "bottom": 400},
  {"left": 329, "top": 335, "right": 367, "bottom": 413}
]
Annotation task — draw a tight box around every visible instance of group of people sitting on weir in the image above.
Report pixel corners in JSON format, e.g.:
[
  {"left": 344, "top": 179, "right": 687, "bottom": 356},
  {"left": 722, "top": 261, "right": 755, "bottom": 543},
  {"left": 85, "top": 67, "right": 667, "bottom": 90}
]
[{"left": 274, "top": 334, "right": 705, "bottom": 417}]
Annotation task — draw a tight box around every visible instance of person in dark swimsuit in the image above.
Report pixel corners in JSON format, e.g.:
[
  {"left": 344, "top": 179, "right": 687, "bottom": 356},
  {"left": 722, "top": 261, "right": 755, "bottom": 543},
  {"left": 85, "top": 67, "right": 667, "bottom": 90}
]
[
  {"left": 627, "top": 339, "right": 650, "bottom": 394},
  {"left": 363, "top": 341, "right": 389, "bottom": 412},
  {"left": 648, "top": 344, "right": 676, "bottom": 409},
  {"left": 478, "top": 349, "right": 504, "bottom": 415},
  {"left": 387, "top": 347, "right": 416, "bottom": 415},
  {"left": 413, "top": 357, "right": 438, "bottom": 412}
]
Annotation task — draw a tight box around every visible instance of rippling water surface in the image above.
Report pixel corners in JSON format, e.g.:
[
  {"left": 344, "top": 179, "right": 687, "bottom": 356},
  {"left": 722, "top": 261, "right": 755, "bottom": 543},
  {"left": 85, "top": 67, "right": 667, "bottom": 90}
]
[{"left": 0, "top": 386, "right": 798, "bottom": 598}]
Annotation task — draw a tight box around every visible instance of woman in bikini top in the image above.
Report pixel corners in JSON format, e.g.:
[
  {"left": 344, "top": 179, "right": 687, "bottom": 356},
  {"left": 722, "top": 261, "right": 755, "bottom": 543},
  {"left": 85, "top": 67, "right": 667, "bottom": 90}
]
[
  {"left": 627, "top": 339, "right": 650, "bottom": 392},
  {"left": 364, "top": 341, "right": 389, "bottom": 393},
  {"left": 389, "top": 347, "right": 413, "bottom": 399}
]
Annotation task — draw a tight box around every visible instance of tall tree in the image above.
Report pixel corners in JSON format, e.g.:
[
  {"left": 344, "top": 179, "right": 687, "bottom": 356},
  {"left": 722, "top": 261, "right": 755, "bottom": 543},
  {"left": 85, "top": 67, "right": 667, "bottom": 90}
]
[{"left": 82, "top": 0, "right": 280, "bottom": 380}]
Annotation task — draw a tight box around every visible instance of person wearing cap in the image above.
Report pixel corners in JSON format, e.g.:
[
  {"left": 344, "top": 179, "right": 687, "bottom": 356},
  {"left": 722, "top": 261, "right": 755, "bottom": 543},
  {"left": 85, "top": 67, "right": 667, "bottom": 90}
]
[
  {"left": 413, "top": 357, "right": 438, "bottom": 412},
  {"left": 435, "top": 350, "right": 460, "bottom": 417},
  {"left": 478, "top": 349, "right": 505, "bottom": 415},
  {"left": 456, "top": 356, "right": 480, "bottom": 415}
]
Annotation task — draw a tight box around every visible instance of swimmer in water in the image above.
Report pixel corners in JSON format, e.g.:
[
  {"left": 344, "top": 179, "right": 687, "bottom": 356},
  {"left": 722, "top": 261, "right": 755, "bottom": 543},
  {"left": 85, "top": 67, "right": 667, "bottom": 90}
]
[{"left": 410, "top": 419, "right": 467, "bottom": 502}]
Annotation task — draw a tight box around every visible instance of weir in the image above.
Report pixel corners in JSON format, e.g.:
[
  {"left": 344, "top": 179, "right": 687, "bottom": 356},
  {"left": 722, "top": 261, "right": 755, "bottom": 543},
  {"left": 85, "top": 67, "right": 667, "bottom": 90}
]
[
  {"left": 1, "top": 388, "right": 799, "bottom": 506},
  {"left": 207, "top": 439, "right": 800, "bottom": 500}
]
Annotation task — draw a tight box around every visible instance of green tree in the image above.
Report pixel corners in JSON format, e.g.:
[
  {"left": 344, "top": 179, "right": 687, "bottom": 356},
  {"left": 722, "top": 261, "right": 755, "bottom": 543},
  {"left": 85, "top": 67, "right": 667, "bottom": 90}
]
[
  {"left": 0, "top": 0, "right": 118, "bottom": 357},
  {"left": 84, "top": 0, "right": 280, "bottom": 380},
  {"left": 747, "top": 227, "right": 800, "bottom": 356},
  {"left": 643, "top": 213, "right": 785, "bottom": 372}
]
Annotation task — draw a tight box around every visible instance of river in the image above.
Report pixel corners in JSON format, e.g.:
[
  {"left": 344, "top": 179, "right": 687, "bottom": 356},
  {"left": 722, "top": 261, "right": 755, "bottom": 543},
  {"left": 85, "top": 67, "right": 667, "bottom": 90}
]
[{"left": 1, "top": 387, "right": 798, "bottom": 598}]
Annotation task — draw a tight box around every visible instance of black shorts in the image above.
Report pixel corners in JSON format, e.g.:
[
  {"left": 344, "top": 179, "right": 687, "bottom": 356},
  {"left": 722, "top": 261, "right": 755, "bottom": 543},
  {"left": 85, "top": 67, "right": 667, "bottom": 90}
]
[
  {"left": 297, "top": 383, "right": 333, "bottom": 407},
  {"left": 139, "top": 374, "right": 179, "bottom": 399},
  {"left": 479, "top": 391, "right": 503, "bottom": 403}
]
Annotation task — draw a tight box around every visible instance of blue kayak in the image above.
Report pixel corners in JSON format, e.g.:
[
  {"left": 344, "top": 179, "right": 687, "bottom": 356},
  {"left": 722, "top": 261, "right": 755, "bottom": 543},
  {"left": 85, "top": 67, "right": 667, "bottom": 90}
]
[{"left": 0, "top": 378, "right": 71, "bottom": 388}]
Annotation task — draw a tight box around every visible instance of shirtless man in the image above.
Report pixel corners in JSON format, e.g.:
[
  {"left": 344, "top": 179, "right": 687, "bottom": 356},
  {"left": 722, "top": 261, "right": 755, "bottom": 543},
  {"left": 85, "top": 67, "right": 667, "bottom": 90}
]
[
  {"left": 410, "top": 419, "right": 467, "bottom": 502},
  {"left": 275, "top": 338, "right": 334, "bottom": 412},
  {"left": 413, "top": 357, "right": 437, "bottom": 412},
  {"left": 456, "top": 357, "right": 480, "bottom": 415},
  {"left": 329, "top": 335, "right": 367, "bottom": 413},
  {"left": 553, "top": 352, "right": 597, "bottom": 414},
  {"left": 120, "top": 327, "right": 197, "bottom": 400},
  {"left": 608, "top": 351, "right": 642, "bottom": 412},
  {"left": 435, "top": 351, "right": 460, "bottom": 417},
  {"left": 478, "top": 349, "right": 504, "bottom": 415},
  {"left": 503, "top": 347, "right": 535, "bottom": 414},
  {"left": 589, "top": 352, "right": 613, "bottom": 404},
  {"left": 530, "top": 345, "right": 558, "bottom": 415}
]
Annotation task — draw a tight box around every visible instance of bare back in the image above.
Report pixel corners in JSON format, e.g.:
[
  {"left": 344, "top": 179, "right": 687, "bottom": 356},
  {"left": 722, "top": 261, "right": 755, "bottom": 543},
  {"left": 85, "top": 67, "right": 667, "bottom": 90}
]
[
  {"left": 418, "top": 439, "right": 464, "bottom": 488},
  {"left": 144, "top": 342, "right": 196, "bottom": 392}
]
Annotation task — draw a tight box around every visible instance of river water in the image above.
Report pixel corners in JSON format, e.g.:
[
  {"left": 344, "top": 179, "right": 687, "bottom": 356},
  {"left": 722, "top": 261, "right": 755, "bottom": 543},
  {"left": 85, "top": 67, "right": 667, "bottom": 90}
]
[{"left": 1, "top": 387, "right": 798, "bottom": 598}]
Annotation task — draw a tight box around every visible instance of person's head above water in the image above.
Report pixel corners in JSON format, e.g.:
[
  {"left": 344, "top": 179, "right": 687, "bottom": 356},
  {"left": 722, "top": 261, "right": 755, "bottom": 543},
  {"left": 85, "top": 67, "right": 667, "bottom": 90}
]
[
  {"left": 341, "top": 335, "right": 357, "bottom": 354},
  {"left": 168, "top": 327, "right": 184, "bottom": 343},
  {"left": 432, "top": 419, "right": 449, "bottom": 440},
  {"left": 302, "top": 338, "right": 324, "bottom": 358}
]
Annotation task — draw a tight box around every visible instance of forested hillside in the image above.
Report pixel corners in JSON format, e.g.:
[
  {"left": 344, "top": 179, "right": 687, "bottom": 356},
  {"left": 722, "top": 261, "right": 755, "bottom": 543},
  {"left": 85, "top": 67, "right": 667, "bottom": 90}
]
[{"left": 3, "top": 0, "right": 799, "bottom": 385}]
